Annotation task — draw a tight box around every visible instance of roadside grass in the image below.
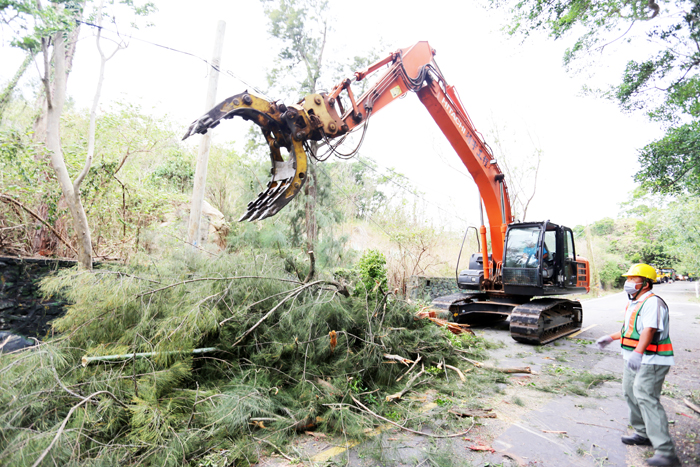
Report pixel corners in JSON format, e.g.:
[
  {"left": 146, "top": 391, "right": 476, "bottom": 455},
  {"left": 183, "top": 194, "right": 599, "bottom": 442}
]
[
  {"left": 424, "top": 439, "right": 463, "bottom": 467},
  {"left": 661, "top": 381, "right": 681, "bottom": 398},
  {"left": 531, "top": 364, "right": 618, "bottom": 396}
]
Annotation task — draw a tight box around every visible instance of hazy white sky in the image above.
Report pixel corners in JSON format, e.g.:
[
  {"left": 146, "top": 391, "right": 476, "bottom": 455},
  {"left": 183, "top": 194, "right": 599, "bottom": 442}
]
[{"left": 0, "top": 0, "right": 662, "bottom": 232}]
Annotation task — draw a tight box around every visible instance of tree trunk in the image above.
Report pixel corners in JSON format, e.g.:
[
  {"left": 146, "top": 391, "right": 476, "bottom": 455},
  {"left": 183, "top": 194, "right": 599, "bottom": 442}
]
[
  {"left": 305, "top": 143, "right": 318, "bottom": 275},
  {"left": 45, "top": 32, "right": 93, "bottom": 269},
  {"left": 32, "top": 16, "right": 83, "bottom": 254},
  {"left": 33, "top": 21, "right": 82, "bottom": 142}
]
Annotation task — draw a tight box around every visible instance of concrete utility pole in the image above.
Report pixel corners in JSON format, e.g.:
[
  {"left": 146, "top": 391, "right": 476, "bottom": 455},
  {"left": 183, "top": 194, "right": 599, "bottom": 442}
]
[{"left": 187, "top": 20, "right": 226, "bottom": 248}]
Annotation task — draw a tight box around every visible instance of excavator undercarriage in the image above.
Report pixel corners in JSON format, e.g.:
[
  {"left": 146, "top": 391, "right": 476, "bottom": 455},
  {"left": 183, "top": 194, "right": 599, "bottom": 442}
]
[{"left": 432, "top": 292, "right": 583, "bottom": 345}]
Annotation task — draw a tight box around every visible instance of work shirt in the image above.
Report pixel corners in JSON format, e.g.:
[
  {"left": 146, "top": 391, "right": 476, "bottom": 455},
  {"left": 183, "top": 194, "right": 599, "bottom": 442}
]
[{"left": 621, "top": 291, "right": 674, "bottom": 366}]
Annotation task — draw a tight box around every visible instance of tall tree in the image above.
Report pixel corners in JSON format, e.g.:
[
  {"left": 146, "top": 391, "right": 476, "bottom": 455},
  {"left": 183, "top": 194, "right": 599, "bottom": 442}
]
[
  {"left": 1, "top": 1, "right": 86, "bottom": 254},
  {"left": 495, "top": 0, "right": 700, "bottom": 195},
  {"left": 1, "top": 0, "right": 154, "bottom": 268},
  {"left": 260, "top": 0, "right": 330, "bottom": 279},
  {"left": 259, "top": 1, "right": 381, "bottom": 276}
]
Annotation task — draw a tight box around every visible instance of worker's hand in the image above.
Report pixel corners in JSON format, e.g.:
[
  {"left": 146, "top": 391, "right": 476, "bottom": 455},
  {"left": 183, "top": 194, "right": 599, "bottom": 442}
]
[
  {"left": 596, "top": 335, "right": 614, "bottom": 350},
  {"left": 627, "top": 351, "right": 643, "bottom": 371}
]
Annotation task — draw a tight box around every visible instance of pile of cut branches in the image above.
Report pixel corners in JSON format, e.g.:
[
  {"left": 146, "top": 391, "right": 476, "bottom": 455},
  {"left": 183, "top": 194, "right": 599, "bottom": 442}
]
[{"left": 0, "top": 251, "right": 493, "bottom": 466}]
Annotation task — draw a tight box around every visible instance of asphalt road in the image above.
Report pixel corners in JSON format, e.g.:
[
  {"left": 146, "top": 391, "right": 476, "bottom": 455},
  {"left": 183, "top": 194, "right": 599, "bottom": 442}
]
[{"left": 257, "top": 281, "right": 700, "bottom": 467}]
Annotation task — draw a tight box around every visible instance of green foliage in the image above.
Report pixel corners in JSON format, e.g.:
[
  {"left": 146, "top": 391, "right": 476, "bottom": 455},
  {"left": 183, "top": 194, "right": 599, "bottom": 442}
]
[
  {"left": 152, "top": 151, "right": 195, "bottom": 193},
  {"left": 355, "top": 249, "right": 388, "bottom": 297},
  {"left": 0, "top": 128, "right": 47, "bottom": 196},
  {"left": 0, "top": 250, "right": 471, "bottom": 466},
  {"left": 261, "top": 0, "right": 329, "bottom": 95},
  {"left": 1, "top": 0, "right": 84, "bottom": 52},
  {"left": 539, "top": 364, "right": 618, "bottom": 396},
  {"left": 599, "top": 259, "right": 628, "bottom": 289},
  {"left": 662, "top": 195, "right": 700, "bottom": 274},
  {"left": 582, "top": 190, "right": 700, "bottom": 291},
  {"left": 636, "top": 121, "right": 700, "bottom": 195},
  {"left": 1, "top": 99, "right": 193, "bottom": 258},
  {"left": 496, "top": 0, "right": 700, "bottom": 195},
  {"left": 589, "top": 217, "right": 615, "bottom": 236}
]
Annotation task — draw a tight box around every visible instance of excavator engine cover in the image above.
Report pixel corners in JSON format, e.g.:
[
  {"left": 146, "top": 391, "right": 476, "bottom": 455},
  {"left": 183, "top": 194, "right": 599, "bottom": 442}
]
[{"left": 457, "top": 253, "right": 492, "bottom": 290}]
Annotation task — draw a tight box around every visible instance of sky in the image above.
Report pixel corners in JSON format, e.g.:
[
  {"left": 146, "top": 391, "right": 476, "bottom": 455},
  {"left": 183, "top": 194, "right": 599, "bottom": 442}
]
[{"left": 0, "top": 0, "right": 663, "bottom": 233}]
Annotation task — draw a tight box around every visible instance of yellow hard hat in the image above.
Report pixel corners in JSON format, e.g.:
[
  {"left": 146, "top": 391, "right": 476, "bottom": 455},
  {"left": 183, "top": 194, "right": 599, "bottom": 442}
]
[{"left": 622, "top": 263, "right": 657, "bottom": 281}]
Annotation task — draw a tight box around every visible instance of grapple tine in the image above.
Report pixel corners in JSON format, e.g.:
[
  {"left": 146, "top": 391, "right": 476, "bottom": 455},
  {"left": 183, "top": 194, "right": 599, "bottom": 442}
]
[
  {"left": 238, "top": 138, "right": 308, "bottom": 222},
  {"left": 185, "top": 91, "right": 313, "bottom": 222}
]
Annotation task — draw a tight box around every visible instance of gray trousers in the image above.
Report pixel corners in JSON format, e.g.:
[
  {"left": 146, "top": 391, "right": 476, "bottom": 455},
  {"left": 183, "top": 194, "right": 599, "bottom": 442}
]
[{"left": 622, "top": 363, "right": 675, "bottom": 456}]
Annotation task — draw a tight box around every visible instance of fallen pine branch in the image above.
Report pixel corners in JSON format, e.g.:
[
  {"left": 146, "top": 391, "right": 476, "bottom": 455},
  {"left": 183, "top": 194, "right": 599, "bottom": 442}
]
[
  {"left": 386, "top": 363, "right": 425, "bottom": 402},
  {"left": 437, "top": 362, "right": 466, "bottom": 382},
  {"left": 81, "top": 347, "right": 218, "bottom": 367},
  {"left": 253, "top": 436, "right": 295, "bottom": 462},
  {"left": 396, "top": 354, "right": 422, "bottom": 382},
  {"left": 448, "top": 408, "right": 496, "bottom": 419},
  {"left": 138, "top": 275, "right": 302, "bottom": 298},
  {"left": 351, "top": 395, "right": 474, "bottom": 438},
  {"left": 575, "top": 421, "right": 623, "bottom": 432},
  {"left": 0, "top": 193, "right": 78, "bottom": 255},
  {"left": 231, "top": 280, "right": 342, "bottom": 347},
  {"left": 468, "top": 445, "right": 495, "bottom": 453},
  {"left": 31, "top": 390, "right": 127, "bottom": 467},
  {"left": 383, "top": 353, "right": 413, "bottom": 366},
  {"left": 428, "top": 317, "right": 474, "bottom": 336},
  {"left": 459, "top": 356, "right": 535, "bottom": 374},
  {"left": 684, "top": 398, "right": 700, "bottom": 415}
]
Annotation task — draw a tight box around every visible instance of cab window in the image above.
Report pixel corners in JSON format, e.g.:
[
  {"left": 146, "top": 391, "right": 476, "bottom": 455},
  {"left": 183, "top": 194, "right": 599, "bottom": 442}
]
[
  {"left": 504, "top": 226, "right": 542, "bottom": 268},
  {"left": 544, "top": 230, "right": 556, "bottom": 261},
  {"left": 564, "top": 230, "right": 575, "bottom": 260}
]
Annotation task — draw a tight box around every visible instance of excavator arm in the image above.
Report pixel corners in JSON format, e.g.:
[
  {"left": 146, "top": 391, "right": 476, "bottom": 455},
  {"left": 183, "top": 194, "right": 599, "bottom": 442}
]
[
  {"left": 184, "top": 41, "right": 589, "bottom": 345},
  {"left": 183, "top": 41, "right": 513, "bottom": 263}
]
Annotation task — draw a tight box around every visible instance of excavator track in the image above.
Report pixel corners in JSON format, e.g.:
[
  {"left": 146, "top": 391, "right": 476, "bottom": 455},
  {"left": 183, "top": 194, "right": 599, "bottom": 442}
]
[{"left": 509, "top": 298, "right": 583, "bottom": 345}]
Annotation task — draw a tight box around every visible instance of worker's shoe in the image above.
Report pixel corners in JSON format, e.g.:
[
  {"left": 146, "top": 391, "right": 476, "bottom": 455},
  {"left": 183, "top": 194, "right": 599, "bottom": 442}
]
[
  {"left": 646, "top": 453, "right": 681, "bottom": 466},
  {"left": 621, "top": 433, "right": 652, "bottom": 446}
]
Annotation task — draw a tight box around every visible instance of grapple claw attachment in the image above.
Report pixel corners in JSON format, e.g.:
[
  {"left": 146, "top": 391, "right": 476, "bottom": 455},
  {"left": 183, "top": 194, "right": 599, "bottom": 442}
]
[{"left": 183, "top": 91, "right": 311, "bottom": 222}]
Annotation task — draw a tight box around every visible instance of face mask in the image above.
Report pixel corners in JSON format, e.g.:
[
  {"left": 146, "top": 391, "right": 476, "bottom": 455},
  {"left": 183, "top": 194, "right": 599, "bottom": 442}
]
[{"left": 624, "top": 280, "right": 640, "bottom": 296}]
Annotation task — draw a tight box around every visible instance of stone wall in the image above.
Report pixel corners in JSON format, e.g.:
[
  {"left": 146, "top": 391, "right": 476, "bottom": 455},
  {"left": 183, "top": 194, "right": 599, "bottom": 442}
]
[
  {"left": 406, "top": 276, "right": 461, "bottom": 303},
  {"left": 0, "top": 257, "right": 74, "bottom": 339}
]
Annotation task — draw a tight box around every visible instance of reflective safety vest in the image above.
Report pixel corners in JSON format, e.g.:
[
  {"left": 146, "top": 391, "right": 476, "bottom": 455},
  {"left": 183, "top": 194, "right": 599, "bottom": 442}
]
[{"left": 620, "top": 294, "right": 674, "bottom": 356}]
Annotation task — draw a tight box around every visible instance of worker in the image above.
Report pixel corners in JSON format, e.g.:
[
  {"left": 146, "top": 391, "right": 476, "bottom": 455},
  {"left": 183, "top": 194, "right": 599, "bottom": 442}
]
[
  {"left": 521, "top": 242, "right": 550, "bottom": 268},
  {"left": 596, "top": 264, "right": 679, "bottom": 467}
]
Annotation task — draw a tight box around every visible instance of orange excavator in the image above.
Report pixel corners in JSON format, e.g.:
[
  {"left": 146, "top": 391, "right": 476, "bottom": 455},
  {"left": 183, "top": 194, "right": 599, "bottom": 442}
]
[{"left": 183, "top": 41, "right": 590, "bottom": 344}]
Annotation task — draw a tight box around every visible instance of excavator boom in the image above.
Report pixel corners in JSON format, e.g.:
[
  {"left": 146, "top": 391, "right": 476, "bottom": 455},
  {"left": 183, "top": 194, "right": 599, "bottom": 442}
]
[
  {"left": 184, "top": 41, "right": 512, "bottom": 261},
  {"left": 184, "top": 41, "right": 589, "bottom": 345}
]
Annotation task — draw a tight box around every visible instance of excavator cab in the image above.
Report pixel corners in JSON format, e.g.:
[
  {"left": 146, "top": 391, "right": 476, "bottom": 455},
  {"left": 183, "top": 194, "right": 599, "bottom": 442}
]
[{"left": 502, "top": 221, "right": 589, "bottom": 296}]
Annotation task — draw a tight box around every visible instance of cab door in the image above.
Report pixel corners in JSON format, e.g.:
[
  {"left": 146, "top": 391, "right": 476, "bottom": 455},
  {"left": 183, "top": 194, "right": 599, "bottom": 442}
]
[{"left": 562, "top": 228, "right": 578, "bottom": 287}]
